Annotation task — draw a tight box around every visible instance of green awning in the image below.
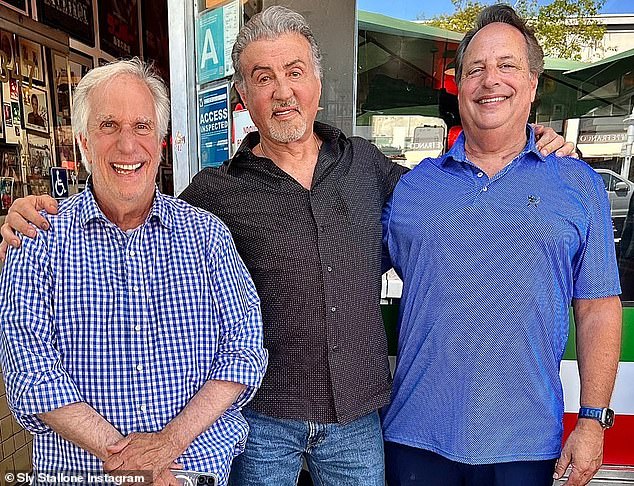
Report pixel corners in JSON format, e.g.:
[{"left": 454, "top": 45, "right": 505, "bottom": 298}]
[
  {"left": 565, "top": 47, "right": 634, "bottom": 75},
  {"left": 544, "top": 57, "right": 588, "bottom": 71},
  {"left": 358, "top": 10, "right": 464, "bottom": 42}
]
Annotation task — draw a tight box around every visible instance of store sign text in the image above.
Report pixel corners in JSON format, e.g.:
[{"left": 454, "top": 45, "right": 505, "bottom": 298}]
[{"left": 578, "top": 133, "right": 627, "bottom": 144}]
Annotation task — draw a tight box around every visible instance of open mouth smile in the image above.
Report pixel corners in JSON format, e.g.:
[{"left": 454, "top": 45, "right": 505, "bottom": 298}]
[
  {"left": 273, "top": 106, "right": 300, "bottom": 118},
  {"left": 111, "top": 162, "right": 144, "bottom": 175},
  {"left": 478, "top": 96, "right": 509, "bottom": 104}
]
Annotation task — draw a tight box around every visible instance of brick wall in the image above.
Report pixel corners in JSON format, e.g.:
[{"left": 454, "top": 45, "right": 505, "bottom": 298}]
[{"left": 0, "top": 375, "right": 33, "bottom": 479}]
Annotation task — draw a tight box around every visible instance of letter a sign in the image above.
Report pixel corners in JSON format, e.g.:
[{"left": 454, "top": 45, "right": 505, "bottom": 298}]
[{"left": 196, "top": 1, "right": 239, "bottom": 84}]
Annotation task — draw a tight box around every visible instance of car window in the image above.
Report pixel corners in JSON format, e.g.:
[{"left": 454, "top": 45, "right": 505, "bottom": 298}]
[{"left": 600, "top": 172, "right": 615, "bottom": 191}]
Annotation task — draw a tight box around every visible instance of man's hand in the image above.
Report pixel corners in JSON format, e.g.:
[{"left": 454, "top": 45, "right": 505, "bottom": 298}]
[
  {"left": 553, "top": 420, "right": 604, "bottom": 485},
  {"left": 0, "top": 195, "right": 58, "bottom": 261},
  {"left": 153, "top": 469, "right": 181, "bottom": 486},
  {"left": 104, "top": 432, "right": 183, "bottom": 480},
  {"left": 533, "top": 124, "right": 578, "bottom": 158}
]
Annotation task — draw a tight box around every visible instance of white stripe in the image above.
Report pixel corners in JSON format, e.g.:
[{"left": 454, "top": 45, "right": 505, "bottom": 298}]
[{"left": 561, "top": 360, "right": 634, "bottom": 414}]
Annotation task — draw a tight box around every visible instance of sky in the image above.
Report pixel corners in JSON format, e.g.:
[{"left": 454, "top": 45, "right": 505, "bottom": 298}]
[{"left": 357, "top": 0, "right": 633, "bottom": 21}]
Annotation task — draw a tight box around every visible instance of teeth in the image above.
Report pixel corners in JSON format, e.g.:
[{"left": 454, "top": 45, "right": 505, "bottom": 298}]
[
  {"left": 274, "top": 110, "right": 293, "bottom": 115},
  {"left": 479, "top": 97, "right": 507, "bottom": 104},
  {"left": 113, "top": 163, "right": 142, "bottom": 173}
]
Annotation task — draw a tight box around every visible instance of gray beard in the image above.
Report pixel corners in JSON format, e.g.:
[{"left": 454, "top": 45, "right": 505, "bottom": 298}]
[{"left": 268, "top": 118, "right": 307, "bottom": 143}]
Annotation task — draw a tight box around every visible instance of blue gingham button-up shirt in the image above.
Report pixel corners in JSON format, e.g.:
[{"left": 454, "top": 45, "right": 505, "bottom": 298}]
[{"left": 0, "top": 186, "right": 267, "bottom": 482}]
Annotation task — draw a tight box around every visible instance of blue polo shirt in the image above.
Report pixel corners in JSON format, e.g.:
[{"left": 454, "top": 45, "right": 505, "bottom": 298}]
[{"left": 381, "top": 127, "right": 620, "bottom": 464}]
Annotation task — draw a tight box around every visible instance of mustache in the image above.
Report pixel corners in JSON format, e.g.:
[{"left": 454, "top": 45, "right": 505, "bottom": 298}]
[{"left": 272, "top": 98, "right": 300, "bottom": 111}]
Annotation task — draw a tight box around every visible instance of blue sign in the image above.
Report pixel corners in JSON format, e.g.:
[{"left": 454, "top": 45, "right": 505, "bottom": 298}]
[
  {"left": 196, "top": 1, "right": 239, "bottom": 84},
  {"left": 198, "top": 84, "right": 230, "bottom": 168},
  {"left": 50, "top": 167, "right": 69, "bottom": 199}
]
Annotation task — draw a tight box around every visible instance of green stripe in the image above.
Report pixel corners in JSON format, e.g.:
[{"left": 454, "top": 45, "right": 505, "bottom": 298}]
[
  {"left": 563, "top": 306, "right": 634, "bottom": 362},
  {"left": 383, "top": 304, "right": 634, "bottom": 362}
]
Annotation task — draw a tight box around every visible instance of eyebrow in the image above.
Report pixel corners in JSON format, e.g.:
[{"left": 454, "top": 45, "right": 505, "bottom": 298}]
[
  {"left": 466, "top": 54, "right": 519, "bottom": 66},
  {"left": 94, "top": 114, "right": 155, "bottom": 126},
  {"left": 250, "top": 58, "right": 305, "bottom": 77}
]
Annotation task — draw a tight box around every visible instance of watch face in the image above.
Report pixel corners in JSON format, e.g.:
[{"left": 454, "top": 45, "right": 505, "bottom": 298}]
[{"left": 603, "top": 408, "right": 615, "bottom": 428}]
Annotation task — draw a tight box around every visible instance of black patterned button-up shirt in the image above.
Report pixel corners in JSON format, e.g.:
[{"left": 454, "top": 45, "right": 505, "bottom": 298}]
[{"left": 179, "top": 122, "right": 406, "bottom": 423}]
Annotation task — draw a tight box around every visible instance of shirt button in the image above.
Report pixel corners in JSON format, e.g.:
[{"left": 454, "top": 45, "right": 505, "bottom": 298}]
[
  {"left": 327, "top": 266, "right": 333, "bottom": 272},
  {"left": 482, "top": 186, "right": 488, "bottom": 192},
  {"left": 136, "top": 364, "right": 143, "bottom": 371},
  {"left": 477, "top": 172, "right": 484, "bottom": 178},
  {"left": 133, "top": 285, "right": 140, "bottom": 292},
  {"left": 330, "top": 306, "right": 337, "bottom": 312},
  {"left": 134, "top": 324, "right": 141, "bottom": 331},
  {"left": 129, "top": 250, "right": 136, "bottom": 256},
  {"left": 139, "top": 404, "right": 147, "bottom": 412},
  {"left": 332, "top": 345, "right": 339, "bottom": 351}
]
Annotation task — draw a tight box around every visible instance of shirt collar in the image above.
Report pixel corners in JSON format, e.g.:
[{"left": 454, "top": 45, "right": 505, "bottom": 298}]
[
  {"left": 440, "top": 125, "right": 547, "bottom": 168},
  {"left": 79, "top": 178, "right": 173, "bottom": 230},
  {"left": 231, "top": 120, "right": 344, "bottom": 166}
]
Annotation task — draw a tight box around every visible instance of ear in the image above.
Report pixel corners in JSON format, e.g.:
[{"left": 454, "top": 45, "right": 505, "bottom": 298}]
[
  {"left": 529, "top": 72, "right": 539, "bottom": 103},
  {"left": 77, "top": 133, "right": 91, "bottom": 161},
  {"left": 235, "top": 84, "right": 247, "bottom": 109},
  {"left": 78, "top": 133, "right": 88, "bottom": 151}
]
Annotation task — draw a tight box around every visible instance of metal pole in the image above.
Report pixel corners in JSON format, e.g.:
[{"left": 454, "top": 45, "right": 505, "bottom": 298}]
[{"left": 623, "top": 106, "right": 634, "bottom": 180}]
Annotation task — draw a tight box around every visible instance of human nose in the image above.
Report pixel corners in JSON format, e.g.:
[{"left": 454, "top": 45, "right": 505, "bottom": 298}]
[
  {"left": 117, "top": 125, "right": 137, "bottom": 152},
  {"left": 273, "top": 77, "right": 293, "bottom": 100},
  {"left": 481, "top": 66, "right": 501, "bottom": 87}
]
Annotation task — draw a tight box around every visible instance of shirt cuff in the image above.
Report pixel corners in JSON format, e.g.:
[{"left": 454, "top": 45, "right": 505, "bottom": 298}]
[
  {"left": 208, "top": 349, "right": 268, "bottom": 408},
  {"left": 11, "top": 372, "right": 84, "bottom": 434}
]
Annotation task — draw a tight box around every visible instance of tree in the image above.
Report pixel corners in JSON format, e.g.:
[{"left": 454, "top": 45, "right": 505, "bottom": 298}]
[{"left": 422, "top": 0, "right": 607, "bottom": 61}]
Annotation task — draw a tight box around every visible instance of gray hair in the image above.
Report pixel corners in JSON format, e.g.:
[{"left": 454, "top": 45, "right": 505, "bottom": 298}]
[
  {"left": 231, "top": 6, "right": 322, "bottom": 90},
  {"left": 71, "top": 58, "right": 170, "bottom": 169},
  {"left": 455, "top": 4, "right": 544, "bottom": 85}
]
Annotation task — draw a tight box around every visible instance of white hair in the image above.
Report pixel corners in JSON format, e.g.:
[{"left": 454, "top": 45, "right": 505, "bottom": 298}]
[{"left": 71, "top": 58, "right": 170, "bottom": 170}]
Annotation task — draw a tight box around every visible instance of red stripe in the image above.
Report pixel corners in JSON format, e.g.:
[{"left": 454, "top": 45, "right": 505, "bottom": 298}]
[{"left": 563, "top": 413, "right": 634, "bottom": 466}]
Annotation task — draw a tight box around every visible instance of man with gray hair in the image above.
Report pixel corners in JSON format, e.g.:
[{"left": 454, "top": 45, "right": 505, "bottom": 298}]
[
  {"left": 0, "top": 58, "right": 267, "bottom": 486},
  {"left": 382, "top": 5, "right": 621, "bottom": 486},
  {"left": 0, "top": 7, "right": 574, "bottom": 486}
]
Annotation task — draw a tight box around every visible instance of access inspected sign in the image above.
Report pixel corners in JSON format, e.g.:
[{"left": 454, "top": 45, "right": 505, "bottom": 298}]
[{"left": 198, "top": 83, "right": 230, "bottom": 169}]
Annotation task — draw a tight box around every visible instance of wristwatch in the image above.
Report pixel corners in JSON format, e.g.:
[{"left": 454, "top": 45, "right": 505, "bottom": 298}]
[{"left": 578, "top": 406, "right": 615, "bottom": 428}]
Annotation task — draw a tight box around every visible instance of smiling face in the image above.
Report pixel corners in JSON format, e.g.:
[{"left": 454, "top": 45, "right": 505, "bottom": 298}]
[
  {"left": 458, "top": 22, "right": 538, "bottom": 138},
  {"left": 80, "top": 74, "right": 161, "bottom": 221},
  {"left": 235, "top": 33, "right": 321, "bottom": 145}
]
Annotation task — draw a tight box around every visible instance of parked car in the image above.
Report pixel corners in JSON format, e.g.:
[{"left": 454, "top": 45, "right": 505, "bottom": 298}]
[{"left": 595, "top": 168, "right": 634, "bottom": 240}]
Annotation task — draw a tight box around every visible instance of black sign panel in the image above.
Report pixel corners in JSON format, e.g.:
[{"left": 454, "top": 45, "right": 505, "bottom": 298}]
[
  {"left": 98, "top": 0, "right": 140, "bottom": 58},
  {"left": 0, "top": 0, "right": 28, "bottom": 14},
  {"left": 36, "top": 0, "right": 95, "bottom": 47},
  {"left": 141, "top": 0, "right": 168, "bottom": 81}
]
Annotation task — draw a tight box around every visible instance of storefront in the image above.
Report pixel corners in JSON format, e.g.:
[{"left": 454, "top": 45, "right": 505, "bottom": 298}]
[{"left": 0, "top": 0, "right": 170, "bottom": 222}]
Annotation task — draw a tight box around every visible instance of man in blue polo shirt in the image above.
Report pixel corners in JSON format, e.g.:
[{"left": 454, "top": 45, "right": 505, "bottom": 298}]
[{"left": 382, "top": 5, "right": 622, "bottom": 486}]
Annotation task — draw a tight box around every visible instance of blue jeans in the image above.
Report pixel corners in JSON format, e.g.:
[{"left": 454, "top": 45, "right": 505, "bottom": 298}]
[{"left": 228, "top": 409, "right": 384, "bottom": 486}]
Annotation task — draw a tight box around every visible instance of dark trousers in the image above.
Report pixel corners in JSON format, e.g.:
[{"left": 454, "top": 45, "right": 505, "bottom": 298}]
[{"left": 385, "top": 441, "right": 557, "bottom": 486}]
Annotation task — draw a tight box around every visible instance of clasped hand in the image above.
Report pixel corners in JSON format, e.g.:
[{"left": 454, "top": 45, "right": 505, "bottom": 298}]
[{"left": 103, "top": 432, "right": 183, "bottom": 486}]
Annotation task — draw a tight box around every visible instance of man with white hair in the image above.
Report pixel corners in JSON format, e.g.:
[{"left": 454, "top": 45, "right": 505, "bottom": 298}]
[{"left": 0, "top": 59, "right": 267, "bottom": 486}]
